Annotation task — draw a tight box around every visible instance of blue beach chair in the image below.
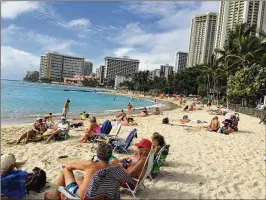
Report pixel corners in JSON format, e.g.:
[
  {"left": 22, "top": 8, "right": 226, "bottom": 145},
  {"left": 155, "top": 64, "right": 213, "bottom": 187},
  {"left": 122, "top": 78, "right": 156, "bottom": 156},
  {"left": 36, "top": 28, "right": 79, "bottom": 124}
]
[{"left": 110, "top": 128, "right": 137, "bottom": 154}]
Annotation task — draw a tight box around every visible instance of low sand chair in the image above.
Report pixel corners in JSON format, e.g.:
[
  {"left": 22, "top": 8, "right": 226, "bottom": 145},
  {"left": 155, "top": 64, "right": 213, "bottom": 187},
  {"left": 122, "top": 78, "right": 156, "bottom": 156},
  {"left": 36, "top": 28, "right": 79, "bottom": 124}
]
[{"left": 123, "top": 148, "right": 156, "bottom": 199}]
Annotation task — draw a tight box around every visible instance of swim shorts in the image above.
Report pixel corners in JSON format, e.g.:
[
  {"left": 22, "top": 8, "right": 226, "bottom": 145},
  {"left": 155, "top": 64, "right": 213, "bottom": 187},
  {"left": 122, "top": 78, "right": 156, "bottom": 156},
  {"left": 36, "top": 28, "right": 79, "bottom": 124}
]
[{"left": 66, "top": 182, "right": 79, "bottom": 197}]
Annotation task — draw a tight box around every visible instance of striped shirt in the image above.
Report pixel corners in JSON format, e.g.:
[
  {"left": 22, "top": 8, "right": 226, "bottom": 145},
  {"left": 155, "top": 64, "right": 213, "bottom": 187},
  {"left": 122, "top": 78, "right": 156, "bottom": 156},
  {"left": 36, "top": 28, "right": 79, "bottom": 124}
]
[{"left": 84, "top": 166, "right": 132, "bottom": 200}]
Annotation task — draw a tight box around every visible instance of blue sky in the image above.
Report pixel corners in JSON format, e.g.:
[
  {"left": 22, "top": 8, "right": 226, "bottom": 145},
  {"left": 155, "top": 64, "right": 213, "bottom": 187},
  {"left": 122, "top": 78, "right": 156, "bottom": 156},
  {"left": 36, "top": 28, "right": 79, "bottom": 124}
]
[{"left": 1, "top": 1, "right": 220, "bottom": 80}]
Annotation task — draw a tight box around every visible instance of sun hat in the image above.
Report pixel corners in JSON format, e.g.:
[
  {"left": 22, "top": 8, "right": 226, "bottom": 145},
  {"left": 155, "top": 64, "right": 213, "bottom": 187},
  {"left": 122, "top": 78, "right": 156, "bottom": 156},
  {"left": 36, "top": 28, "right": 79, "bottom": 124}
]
[
  {"left": 61, "top": 117, "right": 66, "bottom": 120},
  {"left": 1, "top": 154, "right": 18, "bottom": 171},
  {"left": 135, "top": 139, "right": 152, "bottom": 149}
]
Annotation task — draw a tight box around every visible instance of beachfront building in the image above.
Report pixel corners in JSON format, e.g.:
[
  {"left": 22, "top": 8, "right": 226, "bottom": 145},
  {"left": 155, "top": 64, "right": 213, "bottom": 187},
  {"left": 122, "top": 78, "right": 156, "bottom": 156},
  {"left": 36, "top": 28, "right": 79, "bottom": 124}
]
[
  {"left": 64, "top": 74, "right": 96, "bottom": 86},
  {"left": 149, "top": 69, "right": 161, "bottom": 80},
  {"left": 84, "top": 60, "right": 93, "bottom": 75},
  {"left": 104, "top": 56, "right": 139, "bottom": 81},
  {"left": 188, "top": 12, "right": 218, "bottom": 67},
  {"left": 160, "top": 64, "right": 174, "bottom": 79},
  {"left": 114, "top": 74, "right": 133, "bottom": 89},
  {"left": 24, "top": 71, "right": 39, "bottom": 81},
  {"left": 39, "top": 52, "right": 85, "bottom": 82},
  {"left": 174, "top": 51, "right": 188, "bottom": 72},
  {"left": 96, "top": 65, "right": 105, "bottom": 85},
  {"left": 215, "top": 1, "right": 266, "bottom": 50}
]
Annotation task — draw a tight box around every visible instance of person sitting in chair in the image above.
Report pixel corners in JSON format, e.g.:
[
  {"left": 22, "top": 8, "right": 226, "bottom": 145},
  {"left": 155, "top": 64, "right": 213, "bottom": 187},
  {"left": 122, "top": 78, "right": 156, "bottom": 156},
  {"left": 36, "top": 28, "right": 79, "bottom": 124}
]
[
  {"left": 45, "top": 117, "right": 69, "bottom": 144},
  {"left": 16, "top": 118, "right": 47, "bottom": 145},
  {"left": 110, "top": 139, "right": 152, "bottom": 189},
  {"left": 44, "top": 143, "right": 113, "bottom": 200}
]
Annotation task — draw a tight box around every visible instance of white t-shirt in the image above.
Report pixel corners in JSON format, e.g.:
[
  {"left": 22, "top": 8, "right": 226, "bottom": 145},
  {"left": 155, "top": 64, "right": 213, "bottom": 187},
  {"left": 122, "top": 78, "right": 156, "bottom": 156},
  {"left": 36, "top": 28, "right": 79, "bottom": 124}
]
[{"left": 57, "top": 123, "right": 69, "bottom": 131}]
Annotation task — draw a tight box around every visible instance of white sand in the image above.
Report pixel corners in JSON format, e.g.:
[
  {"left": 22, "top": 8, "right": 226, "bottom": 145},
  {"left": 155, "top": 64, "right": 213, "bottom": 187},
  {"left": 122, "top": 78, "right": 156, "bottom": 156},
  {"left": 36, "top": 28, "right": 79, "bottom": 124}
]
[{"left": 1, "top": 102, "right": 265, "bottom": 199}]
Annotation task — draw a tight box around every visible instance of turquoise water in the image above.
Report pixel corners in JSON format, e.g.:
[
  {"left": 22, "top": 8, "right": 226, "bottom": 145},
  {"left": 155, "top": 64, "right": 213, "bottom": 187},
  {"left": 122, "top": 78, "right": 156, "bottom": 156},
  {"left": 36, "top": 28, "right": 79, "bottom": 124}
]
[{"left": 1, "top": 80, "right": 156, "bottom": 118}]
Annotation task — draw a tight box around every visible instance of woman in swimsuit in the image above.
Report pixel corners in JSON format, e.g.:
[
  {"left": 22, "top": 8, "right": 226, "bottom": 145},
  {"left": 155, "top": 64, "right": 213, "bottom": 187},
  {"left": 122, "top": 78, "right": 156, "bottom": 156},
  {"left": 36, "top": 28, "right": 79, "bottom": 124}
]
[
  {"left": 80, "top": 117, "right": 101, "bottom": 143},
  {"left": 151, "top": 132, "right": 166, "bottom": 157},
  {"left": 16, "top": 118, "right": 47, "bottom": 145}
]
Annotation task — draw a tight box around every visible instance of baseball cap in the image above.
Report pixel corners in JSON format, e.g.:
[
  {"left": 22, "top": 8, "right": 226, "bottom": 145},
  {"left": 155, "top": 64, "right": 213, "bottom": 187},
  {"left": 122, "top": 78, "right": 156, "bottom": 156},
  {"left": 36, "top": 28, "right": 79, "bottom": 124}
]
[
  {"left": 36, "top": 118, "right": 42, "bottom": 121},
  {"left": 61, "top": 117, "right": 66, "bottom": 120},
  {"left": 1, "top": 154, "right": 23, "bottom": 171},
  {"left": 135, "top": 139, "right": 152, "bottom": 149}
]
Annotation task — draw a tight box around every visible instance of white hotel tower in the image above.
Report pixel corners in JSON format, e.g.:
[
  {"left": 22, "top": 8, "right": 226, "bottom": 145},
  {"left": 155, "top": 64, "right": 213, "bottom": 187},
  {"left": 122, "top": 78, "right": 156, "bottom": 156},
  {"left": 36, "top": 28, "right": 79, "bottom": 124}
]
[
  {"left": 215, "top": 1, "right": 266, "bottom": 50},
  {"left": 188, "top": 12, "right": 218, "bottom": 67}
]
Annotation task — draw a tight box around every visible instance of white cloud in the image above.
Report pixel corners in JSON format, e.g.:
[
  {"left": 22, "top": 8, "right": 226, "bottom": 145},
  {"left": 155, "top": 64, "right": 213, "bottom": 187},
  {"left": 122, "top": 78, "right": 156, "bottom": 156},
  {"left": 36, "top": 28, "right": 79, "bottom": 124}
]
[
  {"left": 66, "top": 18, "right": 91, "bottom": 28},
  {"left": 114, "top": 48, "right": 135, "bottom": 57},
  {"left": 1, "top": 46, "right": 40, "bottom": 80},
  {"left": 1, "top": 1, "right": 41, "bottom": 19},
  {"left": 109, "top": 1, "right": 220, "bottom": 71}
]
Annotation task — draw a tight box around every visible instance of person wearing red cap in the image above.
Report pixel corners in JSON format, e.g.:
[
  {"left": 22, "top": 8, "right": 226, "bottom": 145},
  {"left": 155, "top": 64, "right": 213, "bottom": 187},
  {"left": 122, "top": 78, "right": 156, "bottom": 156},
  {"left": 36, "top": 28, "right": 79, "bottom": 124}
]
[{"left": 110, "top": 138, "right": 152, "bottom": 188}]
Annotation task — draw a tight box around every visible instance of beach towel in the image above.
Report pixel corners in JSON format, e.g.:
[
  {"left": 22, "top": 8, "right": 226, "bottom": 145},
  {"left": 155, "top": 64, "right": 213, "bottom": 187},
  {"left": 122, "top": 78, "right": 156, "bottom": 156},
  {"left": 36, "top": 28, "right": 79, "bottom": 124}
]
[
  {"left": 1, "top": 170, "right": 29, "bottom": 200},
  {"left": 84, "top": 166, "right": 132, "bottom": 200},
  {"left": 100, "top": 120, "right": 112, "bottom": 135},
  {"left": 151, "top": 145, "right": 170, "bottom": 175}
]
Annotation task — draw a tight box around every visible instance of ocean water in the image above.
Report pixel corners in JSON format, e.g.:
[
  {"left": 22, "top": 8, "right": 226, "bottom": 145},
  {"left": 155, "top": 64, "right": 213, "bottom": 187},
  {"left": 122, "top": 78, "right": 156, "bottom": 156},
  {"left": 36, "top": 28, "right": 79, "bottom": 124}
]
[{"left": 1, "top": 80, "right": 157, "bottom": 119}]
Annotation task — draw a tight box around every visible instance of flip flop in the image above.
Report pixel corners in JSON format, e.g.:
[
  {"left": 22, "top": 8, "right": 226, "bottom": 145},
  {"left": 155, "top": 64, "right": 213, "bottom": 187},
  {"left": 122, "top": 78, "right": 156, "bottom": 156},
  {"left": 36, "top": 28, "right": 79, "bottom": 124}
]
[{"left": 58, "top": 155, "right": 68, "bottom": 159}]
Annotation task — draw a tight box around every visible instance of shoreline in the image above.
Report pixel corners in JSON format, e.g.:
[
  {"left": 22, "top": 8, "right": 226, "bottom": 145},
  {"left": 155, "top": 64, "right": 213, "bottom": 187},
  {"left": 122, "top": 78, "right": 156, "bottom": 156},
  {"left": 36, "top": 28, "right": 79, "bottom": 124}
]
[{"left": 1, "top": 93, "right": 179, "bottom": 126}]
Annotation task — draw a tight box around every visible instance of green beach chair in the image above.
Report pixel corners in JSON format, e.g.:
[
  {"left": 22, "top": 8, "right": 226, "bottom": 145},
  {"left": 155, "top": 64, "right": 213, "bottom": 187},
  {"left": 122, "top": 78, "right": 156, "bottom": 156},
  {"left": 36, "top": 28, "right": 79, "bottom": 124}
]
[{"left": 149, "top": 145, "right": 170, "bottom": 179}]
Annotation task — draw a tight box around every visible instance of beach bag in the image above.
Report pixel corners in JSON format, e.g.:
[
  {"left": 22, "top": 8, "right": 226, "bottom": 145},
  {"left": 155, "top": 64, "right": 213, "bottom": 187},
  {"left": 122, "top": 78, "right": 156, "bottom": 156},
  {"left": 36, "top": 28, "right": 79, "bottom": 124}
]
[
  {"left": 162, "top": 117, "right": 169, "bottom": 124},
  {"left": 25, "top": 167, "right": 47, "bottom": 192},
  {"left": 101, "top": 120, "right": 112, "bottom": 134}
]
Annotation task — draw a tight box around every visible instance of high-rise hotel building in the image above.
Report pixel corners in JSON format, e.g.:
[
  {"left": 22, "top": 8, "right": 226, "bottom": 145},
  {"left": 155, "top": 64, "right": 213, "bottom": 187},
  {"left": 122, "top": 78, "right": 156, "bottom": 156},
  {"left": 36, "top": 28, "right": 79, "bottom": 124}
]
[
  {"left": 188, "top": 12, "right": 218, "bottom": 67},
  {"left": 174, "top": 51, "right": 188, "bottom": 72},
  {"left": 104, "top": 56, "right": 139, "bottom": 81},
  {"left": 215, "top": 1, "right": 266, "bottom": 50},
  {"left": 39, "top": 52, "right": 85, "bottom": 82}
]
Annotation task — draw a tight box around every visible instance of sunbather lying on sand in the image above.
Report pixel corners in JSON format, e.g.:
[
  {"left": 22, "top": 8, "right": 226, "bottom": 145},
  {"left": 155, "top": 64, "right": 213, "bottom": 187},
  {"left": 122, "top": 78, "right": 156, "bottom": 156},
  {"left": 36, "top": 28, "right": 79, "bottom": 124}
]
[
  {"left": 110, "top": 139, "right": 152, "bottom": 189},
  {"left": 44, "top": 143, "right": 113, "bottom": 200},
  {"left": 80, "top": 117, "right": 101, "bottom": 143},
  {"left": 152, "top": 107, "right": 160, "bottom": 115},
  {"left": 206, "top": 116, "right": 220, "bottom": 132},
  {"left": 120, "top": 118, "right": 138, "bottom": 126},
  {"left": 114, "top": 109, "right": 126, "bottom": 121},
  {"left": 45, "top": 117, "right": 69, "bottom": 144},
  {"left": 16, "top": 118, "right": 47, "bottom": 145}
]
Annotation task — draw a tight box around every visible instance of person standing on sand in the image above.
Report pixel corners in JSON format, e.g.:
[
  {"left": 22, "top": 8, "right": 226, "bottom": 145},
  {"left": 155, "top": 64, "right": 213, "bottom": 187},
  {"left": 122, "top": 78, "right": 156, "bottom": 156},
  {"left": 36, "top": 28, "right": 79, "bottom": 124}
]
[{"left": 62, "top": 99, "right": 70, "bottom": 117}]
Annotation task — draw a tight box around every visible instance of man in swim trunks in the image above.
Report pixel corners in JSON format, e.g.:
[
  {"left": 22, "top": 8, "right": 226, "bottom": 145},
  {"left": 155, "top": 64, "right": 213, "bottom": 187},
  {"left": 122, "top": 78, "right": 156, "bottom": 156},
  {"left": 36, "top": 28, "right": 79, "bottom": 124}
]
[
  {"left": 44, "top": 143, "right": 113, "bottom": 200},
  {"left": 207, "top": 116, "right": 220, "bottom": 132},
  {"left": 16, "top": 118, "right": 47, "bottom": 145},
  {"left": 110, "top": 139, "right": 152, "bottom": 188}
]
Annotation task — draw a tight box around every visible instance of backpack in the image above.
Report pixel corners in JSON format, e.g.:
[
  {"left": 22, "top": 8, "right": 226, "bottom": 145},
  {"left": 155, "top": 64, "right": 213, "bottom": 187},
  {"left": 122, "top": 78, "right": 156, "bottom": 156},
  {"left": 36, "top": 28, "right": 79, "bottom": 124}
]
[
  {"left": 25, "top": 167, "right": 47, "bottom": 193},
  {"left": 101, "top": 120, "right": 112, "bottom": 134},
  {"left": 162, "top": 117, "right": 169, "bottom": 124}
]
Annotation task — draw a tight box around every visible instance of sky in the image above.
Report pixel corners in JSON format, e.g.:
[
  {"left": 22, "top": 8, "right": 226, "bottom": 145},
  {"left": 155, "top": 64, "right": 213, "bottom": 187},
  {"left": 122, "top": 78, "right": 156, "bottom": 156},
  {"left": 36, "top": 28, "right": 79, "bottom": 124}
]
[{"left": 1, "top": 1, "right": 220, "bottom": 80}]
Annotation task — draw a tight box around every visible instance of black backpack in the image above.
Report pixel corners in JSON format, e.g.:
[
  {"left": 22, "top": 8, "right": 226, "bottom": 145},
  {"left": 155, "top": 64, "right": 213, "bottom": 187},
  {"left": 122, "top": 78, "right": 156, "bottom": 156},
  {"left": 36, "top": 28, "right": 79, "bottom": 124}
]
[
  {"left": 162, "top": 117, "right": 169, "bottom": 124},
  {"left": 25, "top": 167, "right": 47, "bottom": 193}
]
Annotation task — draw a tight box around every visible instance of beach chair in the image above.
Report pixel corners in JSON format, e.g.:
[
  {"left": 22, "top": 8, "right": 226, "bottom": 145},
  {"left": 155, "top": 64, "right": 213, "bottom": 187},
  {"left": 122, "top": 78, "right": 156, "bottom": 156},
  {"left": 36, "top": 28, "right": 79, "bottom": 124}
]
[
  {"left": 58, "top": 166, "right": 132, "bottom": 200},
  {"left": 54, "top": 120, "right": 71, "bottom": 141},
  {"left": 148, "top": 145, "right": 170, "bottom": 180},
  {"left": 93, "top": 123, "right": 122, "bottom": 144},
  {"left": 110, "top": 128, "right": 137, "bottom": 154},
  {"left": 124, "top": 148, "right": 156, "bottom": 199}
]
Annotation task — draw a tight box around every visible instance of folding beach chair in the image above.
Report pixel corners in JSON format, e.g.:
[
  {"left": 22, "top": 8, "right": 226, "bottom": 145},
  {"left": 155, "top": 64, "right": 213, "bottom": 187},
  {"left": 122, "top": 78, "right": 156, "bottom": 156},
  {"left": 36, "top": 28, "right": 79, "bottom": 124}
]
[
  {"left": 58, "top": 166, "right": 132, "bottom": 200},
  {"left": 93, "top": 123, "right": 121, "bottom": 144},
  {"left": 110, "top": 128, "right": 137, "bottom": 154},
  {"left": 54, "top": 120, "right": 71, "bottom": 141},
  {"left": 124, "top": 148, "right": 156, "bottom": 199},
  {"left": 148, "top": 145, "right": 170, "bottom": 180}
]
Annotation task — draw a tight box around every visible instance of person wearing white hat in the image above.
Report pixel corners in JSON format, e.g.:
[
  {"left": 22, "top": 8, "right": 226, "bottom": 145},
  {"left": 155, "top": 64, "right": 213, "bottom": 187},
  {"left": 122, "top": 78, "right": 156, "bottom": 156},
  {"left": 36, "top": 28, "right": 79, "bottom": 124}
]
[
  {"left": 16, "top": 118, "right": 47, "bottom": 145},
  {"left": 45, "top": 117, "right": 69, "bottom": 144},
  {"left": 1, "top": 154, "right": 28, "bottom": 199}
]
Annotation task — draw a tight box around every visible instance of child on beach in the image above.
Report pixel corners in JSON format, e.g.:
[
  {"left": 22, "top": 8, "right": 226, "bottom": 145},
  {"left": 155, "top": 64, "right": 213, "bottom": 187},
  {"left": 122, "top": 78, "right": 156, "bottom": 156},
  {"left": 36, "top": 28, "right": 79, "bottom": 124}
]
[{"left": 207, "top": 116, "right": 220, "bottom": 132}]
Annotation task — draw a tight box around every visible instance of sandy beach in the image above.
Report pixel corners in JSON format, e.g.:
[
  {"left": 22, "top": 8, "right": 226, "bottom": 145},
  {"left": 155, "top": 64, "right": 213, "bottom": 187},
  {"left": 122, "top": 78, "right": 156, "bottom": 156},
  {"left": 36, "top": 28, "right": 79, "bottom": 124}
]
[{"left": 1, "top": 97, "right": 265, "bottom": 199}]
